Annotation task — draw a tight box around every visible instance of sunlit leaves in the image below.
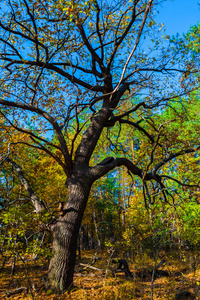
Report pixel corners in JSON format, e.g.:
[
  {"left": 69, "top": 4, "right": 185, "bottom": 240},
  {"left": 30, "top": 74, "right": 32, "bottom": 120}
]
[{"left": 185, "top": 23, "right": 200, "bottom": 53}]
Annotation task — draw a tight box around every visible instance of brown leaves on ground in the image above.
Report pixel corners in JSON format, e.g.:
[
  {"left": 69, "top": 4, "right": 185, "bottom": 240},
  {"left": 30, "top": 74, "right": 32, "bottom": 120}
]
[{"left": 0, "top": 251, "right": 199, "bottom": 300}]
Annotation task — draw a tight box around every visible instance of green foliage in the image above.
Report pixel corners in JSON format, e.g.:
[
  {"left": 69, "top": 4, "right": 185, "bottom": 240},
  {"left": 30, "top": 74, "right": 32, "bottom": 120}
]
[{"left": 185, "top": 23, "right": 200, "bottom": 53}]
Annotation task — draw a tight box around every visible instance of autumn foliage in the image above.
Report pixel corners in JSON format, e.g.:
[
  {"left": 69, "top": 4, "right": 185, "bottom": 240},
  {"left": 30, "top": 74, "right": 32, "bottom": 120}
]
[{"left": 0, "top": 0, "right": 199, "bottom": 297}]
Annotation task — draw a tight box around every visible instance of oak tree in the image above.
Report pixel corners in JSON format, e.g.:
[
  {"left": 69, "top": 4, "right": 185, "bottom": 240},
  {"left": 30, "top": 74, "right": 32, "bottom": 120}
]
[{"left": 0, "top": 0, "right": 199, "bottom": 291}]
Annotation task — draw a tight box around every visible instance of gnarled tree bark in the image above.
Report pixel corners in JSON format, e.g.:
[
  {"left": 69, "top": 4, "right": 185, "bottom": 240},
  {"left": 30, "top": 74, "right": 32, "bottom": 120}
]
[{"left": 47, "top": 170, "right": 93, "bottom": 291}]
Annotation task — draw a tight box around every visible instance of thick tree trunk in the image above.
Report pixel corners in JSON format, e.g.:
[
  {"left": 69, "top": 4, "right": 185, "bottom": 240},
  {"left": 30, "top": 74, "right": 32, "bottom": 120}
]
[{"left": 47, "top": 178, "right": 91, "bottom": 292}]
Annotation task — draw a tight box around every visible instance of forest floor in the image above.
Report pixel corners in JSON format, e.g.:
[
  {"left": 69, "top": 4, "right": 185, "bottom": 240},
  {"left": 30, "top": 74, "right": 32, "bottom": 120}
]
[{"left": 0, "top": 250, "right": 199, "bottom": 300}]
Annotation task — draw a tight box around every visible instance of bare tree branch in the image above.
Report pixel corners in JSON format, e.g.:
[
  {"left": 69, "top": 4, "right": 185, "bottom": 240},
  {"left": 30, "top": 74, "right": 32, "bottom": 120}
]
[
  {"left": 161, "top": 175, "right": 200, "bottom": 188},
  {"left": 112, "top": 0, "right": 153, "bottom": 94},
  {"left": 153, "top": 147, "right": 200, "bottom": 174},
  {"left": 0, "top": 99, "right": 71, "bottom": 174},
  {"left": 0, "top": 58, "right": 104, "bottom": 92}
]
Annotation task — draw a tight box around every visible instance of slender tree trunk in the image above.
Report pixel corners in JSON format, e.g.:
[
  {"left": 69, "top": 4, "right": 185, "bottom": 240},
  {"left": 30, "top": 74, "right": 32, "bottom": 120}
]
[
  {"left": 47, "top": 178, "right": 92, "bottom": 292},
  {"left": 93, "top": 211, "right": 102, "bottom": 249}
]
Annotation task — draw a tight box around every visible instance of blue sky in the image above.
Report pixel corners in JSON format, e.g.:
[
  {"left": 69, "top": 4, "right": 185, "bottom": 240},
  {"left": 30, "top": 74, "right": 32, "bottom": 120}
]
[{"left": 156, "top": 0, "right": 199, "bottom": 35}]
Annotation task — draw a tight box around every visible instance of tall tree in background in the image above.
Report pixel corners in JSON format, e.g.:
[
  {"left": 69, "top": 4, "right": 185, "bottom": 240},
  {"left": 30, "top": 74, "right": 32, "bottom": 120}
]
[{"left": 0, "top": 0, "right": 199, "bottom": 291}]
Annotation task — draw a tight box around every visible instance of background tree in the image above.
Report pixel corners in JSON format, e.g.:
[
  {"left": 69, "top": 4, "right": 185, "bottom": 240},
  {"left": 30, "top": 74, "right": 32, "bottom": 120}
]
[{"left": 0, "top": 0, "right": 199, "bottom": 292}]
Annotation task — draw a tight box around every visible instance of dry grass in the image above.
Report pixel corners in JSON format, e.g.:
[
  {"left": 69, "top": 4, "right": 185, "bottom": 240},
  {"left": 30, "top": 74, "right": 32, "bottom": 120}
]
[{"left": 0, "top": 251, "right": 199, "bottom": 300}]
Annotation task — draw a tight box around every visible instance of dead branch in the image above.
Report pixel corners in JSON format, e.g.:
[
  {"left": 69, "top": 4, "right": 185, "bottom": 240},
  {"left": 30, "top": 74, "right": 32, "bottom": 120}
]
[
  {"left": 78, "top": 263, "right": 104, "bottom": 272},
  {"left": 6, "top": 287, "right": 27, "bottom": 297}
]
